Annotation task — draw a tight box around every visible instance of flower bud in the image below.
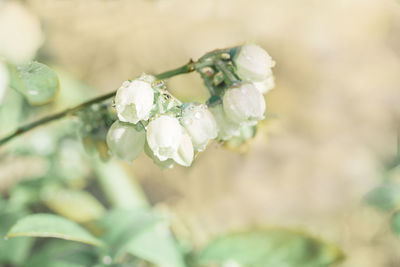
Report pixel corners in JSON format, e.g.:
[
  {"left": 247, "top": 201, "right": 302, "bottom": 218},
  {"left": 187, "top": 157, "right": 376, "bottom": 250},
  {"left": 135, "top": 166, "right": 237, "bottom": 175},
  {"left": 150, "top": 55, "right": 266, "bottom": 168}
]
[
  {"left": 106, "top": 120, "right": 145, "bottom": 162},
  {"left": 180, "top": 103, "right": 218, "bottom": 151},
  {"left": 115, "top": 74, "right": 155, "bottom": 124},
  {"left": 253, "top": 75, "right": 275, "bottom": 94},
  {"left": 234, "top": 44, "right": 275, "bottom": 82},
  {"left": 0, "top": 61, "right": 9, "bottom": 102},
  {"left": 209, "top": 103, "right": 241, "bottom": 141},
  {"left": 173, "top": 130, "right": 194, "bottom": 167},
  {"left": 146, "top": 115, "right": 182, "bottom": 161},
  {"left": 223, "top": 83, "right": 266, "bottom": 126}
]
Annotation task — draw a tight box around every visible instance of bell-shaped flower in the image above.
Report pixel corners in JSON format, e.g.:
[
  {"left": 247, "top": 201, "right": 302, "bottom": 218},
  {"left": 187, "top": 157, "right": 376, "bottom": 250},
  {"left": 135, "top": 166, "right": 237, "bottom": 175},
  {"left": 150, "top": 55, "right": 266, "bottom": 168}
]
[
  {"left": 0, "top": 61, "right": 9, "bottom": 103},
  {"left": 146, "top": 115, "right": 182, "bottom": 161},
  {"left": 144, "top": 140, "right": 174, "bottom": 169},
  {"left": 233, "top": 44, "right": 275, "bottom": 82},
  {"left": 209, "top": 103, "right": 241, "bottom": 141},
  {"left": 223, "top": 83, "right": 266, "bottom": 126},
  {"left": 173, "top": 130, "right": 194, "bottom": 167},
  {"left": 115, "top": 74, "right": 155, "bottom": 124},
  {"left": 106, "top": 120, "right": 145, "bottom": 162},
  {"left": 180, "top": 103, "right": 218, "bottom": 151},
  {"left": 253, "top": 75, "right": 275, "bottom": 94}
]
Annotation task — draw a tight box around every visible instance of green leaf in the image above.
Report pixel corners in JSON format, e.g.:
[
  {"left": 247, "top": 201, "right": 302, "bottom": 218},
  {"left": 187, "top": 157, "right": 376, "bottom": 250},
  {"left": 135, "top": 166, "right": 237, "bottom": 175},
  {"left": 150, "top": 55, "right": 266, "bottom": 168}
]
[
  {"left": 0, "top": 210, "right": 34, "bottom": 265},
  {"left": 6, "top": 213, "right": 104, "bottom": 246},
  {"left": 99, "top": 209, "right": 162, "bottom": 253},
  {"left": 123, "top": 221, "right": 186, "bottom": 267},
  {"left": 9, "top": 61, "right": 59, "bottom": 105},
  {"left": 195, "top": 229, "right": 344, "bottom": 267},
  {"left": 93, "top": 159, "right": 148, "bottom": 209},
  {"left": 23, "top": 239, "right": 98, "bottom": 267},
  {"left": 100, "top": 209, "right": 185, "bottom": 267},
  {"left": 364, "top": 182, "right": 400, "bottom": 211},
  {"left": 391, "top": 210, "right": 400, "bottom": 236},
  {"left": 42, "top": 186, "right": 105, "bottom": 223}
]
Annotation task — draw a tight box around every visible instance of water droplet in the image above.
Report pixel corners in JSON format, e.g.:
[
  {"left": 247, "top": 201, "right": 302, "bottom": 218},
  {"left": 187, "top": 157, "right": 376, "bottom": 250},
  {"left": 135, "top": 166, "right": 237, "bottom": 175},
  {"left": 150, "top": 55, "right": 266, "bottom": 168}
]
[{"left": 194, "top": 111, "right": 202, "bottom": 119}]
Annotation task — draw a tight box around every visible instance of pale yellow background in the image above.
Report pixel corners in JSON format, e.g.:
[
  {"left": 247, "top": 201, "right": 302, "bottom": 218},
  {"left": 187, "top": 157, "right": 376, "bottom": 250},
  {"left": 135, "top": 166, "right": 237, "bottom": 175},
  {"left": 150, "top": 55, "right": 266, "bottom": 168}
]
[{"left": 22, "top": 0, "right": 400, "bottom": 265}]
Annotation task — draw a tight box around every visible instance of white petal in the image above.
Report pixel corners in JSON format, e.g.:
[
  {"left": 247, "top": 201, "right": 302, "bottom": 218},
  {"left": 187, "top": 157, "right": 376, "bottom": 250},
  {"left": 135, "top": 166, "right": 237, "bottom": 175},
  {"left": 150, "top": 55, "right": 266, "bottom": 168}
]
[
  {"left": 144, "top": 141, "right": 174, "bottom": 169},
  {"left": 115, "top": 76, "right": 155, "bottom": 124},
  {"left": 253, "top": 75, "right": 275, "bottom": 94},
  {"left": 234, "top": 44, "right": 275, "bottom": 82},
  {"left": 173, "top": 130, "right": 194, "bottom": 167},
  {"left": 181, "top": 103, "right": 218, "bottom": 151},
  {"left": 146, "top": 115, "right": 182, "bottom": 161},
  {"left": 209, "top": 104, "right": 241, "bottom": 141},
  {"left": 106, "top": 120, "right": 145, "bottom": 162},
  {"left": 223, "top": 83, "right": 266, "bottom": 125}
]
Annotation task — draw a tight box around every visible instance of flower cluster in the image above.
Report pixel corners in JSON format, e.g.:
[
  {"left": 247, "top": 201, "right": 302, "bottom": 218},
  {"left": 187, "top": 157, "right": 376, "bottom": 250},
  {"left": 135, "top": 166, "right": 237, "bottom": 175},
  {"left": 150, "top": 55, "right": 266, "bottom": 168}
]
[{"left": 107, "top": 44, "right": 275, "bottom": 168}]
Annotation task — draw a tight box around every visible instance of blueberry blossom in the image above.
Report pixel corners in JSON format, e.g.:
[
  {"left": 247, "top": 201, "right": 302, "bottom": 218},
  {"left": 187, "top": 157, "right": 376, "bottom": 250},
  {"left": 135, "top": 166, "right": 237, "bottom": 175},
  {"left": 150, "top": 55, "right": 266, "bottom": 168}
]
[
  {"left": 253, "top": 75, "right": 275, "bottom": 94},
  {"left": 180, "top": 103, "right": 218, "bottom": 151},
  {"left": 106, "top": 120, "right": 146, "bottom": 162},
  {"left": 209, "top": 103, "right": 241, "bottom": 141},
  {"left": 173, "top": 130, "right": 194, "bottom": 167},
  {"left": 146, "top": 115, "right": 183, "bottom": 161},
  {"left": 115, "top": 74, "right": 155, "bottom": 124},
  {"left": 144, "top": 140, "right": 175, "bottom": 169},
  {"left": 233, "top": 44, "right": 275, "bottom": 82},
  {"left": 223, "top": 82, "right": 266, "bottom": 126}
]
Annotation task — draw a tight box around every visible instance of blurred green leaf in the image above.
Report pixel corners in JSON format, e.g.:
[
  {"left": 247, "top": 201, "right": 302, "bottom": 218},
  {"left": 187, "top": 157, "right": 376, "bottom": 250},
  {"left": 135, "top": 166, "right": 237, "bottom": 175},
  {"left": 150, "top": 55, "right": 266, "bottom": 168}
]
[
  {"left": 123, "top": 220, "right": 186, "bottom": 267},
  {"left": 23, "top": 239, "right": 98, "bottom": 267},
  {"left": 195, "top": 228, "right": 344, "bottom": 267},
  {"left": 6, "top": 213, "right": 104, "bottom": 246},
  {"left": 93, "top": 160, "right": 148, "bottom": 209},
  {"left": 9, "top": 61, "right": 59, "bottom": 105},
  {"left": 0, "top": 209, "right": 34, "bottom": 265},
  {"left": 42, "top": 186, "right": 105, "bottom": 223},
  {"left": 99, "top": 209, "right": 185, "bottom": 267},
  {"left": 99, "top": 209, "right": 161, "bottom": 253},
  {"left": 364, "top": 182, "right": 400, "bottom": 211},
  {"left": 0, "top": 88, "right": 24, "bottom": 136},
  {"left": 391, "top": 210, "right": 400, "bottom": 237}
]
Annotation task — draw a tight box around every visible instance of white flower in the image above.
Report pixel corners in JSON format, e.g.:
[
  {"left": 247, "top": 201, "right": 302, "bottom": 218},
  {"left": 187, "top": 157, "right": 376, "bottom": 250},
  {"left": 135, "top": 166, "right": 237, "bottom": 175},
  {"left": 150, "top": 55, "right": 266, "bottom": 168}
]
[
  {"left": 209, "top": 103, "right": 241, "bottom": 141},
  {"left": 144, "top": 141, "right": 174, "bottom": 169},
  {"left": 115, "top": 74, "right": 155, "bottom": 124},
  {"left": 0, "top": 2, "right": 44, "bottom": 64},
  {"left": 0, "top": 61, "right": 9, "bottom": 103},
  {"left": 146, "top": 115, "right": 182, "bottom": 161},
  {"left": 173, "top": 130, "right": 194, "bottom": 167},
  {"left": 223, "top": 83, "right": 266, "bottom": 126},
  {"left": 180, "top": 103, "right": 218, "bottom": 151},
  {"left": 106, "top": 120, "right": 145, "bottom": 162},
  {"left": 253, "top": 75, "right": 275, "bottom": 94},
  {"left": 234, "top": 44, "right": 275, "bottom": 82}
]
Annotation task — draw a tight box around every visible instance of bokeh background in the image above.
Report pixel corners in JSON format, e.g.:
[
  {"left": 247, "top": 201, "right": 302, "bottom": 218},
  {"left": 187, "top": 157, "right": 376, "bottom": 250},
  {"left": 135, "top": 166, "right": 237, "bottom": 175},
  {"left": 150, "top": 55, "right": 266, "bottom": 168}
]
[{"left": 2, "top": 0, "right": 400, "bottom": 266}]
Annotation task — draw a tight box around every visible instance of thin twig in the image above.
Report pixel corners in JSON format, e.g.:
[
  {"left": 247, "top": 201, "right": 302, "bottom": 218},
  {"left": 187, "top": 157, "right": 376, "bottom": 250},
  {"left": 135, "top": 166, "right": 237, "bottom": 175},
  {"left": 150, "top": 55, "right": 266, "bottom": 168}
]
[{"left": 0, "top": 61, "right": 196, "bottom": 146}]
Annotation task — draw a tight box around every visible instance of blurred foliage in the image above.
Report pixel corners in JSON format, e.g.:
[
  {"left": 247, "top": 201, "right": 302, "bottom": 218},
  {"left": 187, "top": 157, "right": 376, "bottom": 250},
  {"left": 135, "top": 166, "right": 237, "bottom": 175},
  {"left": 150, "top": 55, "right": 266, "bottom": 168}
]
[
  {"left": 0, "top": 63, "right": 344, "bottom": 266},
  {"left": 364, "top": 153, "right": 400, "bottom": 238},
  {"left": 8, "top": 61, "right": 59, "bottom": 105},
  {"left": 194, "top": 229, "right": 344, "bottom": 267}
]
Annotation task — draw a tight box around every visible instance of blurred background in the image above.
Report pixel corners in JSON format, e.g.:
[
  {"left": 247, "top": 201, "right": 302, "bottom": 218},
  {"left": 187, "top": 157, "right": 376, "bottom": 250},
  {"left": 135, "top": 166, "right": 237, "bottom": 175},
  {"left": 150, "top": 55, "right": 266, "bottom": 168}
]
[{"left": 1, "top": 0, "right": 400, "bottom": 266}]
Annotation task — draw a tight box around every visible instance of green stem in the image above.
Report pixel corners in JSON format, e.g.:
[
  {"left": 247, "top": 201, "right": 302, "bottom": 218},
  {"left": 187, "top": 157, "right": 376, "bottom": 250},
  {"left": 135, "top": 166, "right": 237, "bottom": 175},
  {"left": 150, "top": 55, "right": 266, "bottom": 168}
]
[
  {"left": 215, "top": 60, "right": 240, "bottom": 86},
  {"left": 0, "top": 61, "right": 196, "bottom": 147}
]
